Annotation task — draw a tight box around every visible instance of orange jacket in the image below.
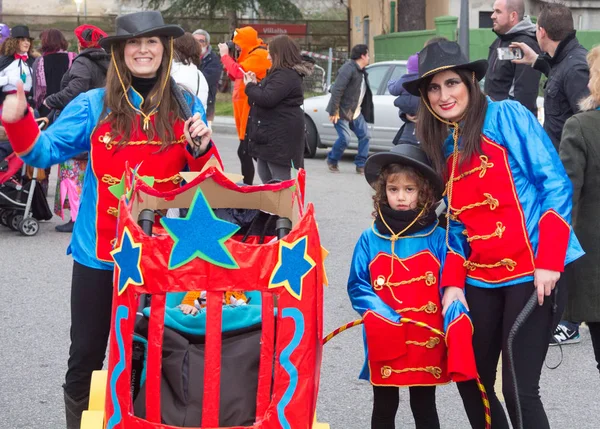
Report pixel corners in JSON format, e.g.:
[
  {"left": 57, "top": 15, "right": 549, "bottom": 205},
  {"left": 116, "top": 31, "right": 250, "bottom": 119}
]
[{"left": 221, "top": 27, "right": 271, "bottom": 141}]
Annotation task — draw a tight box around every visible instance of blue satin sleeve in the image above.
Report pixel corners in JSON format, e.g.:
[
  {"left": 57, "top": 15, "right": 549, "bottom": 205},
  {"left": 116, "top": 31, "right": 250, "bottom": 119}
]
[
  {"left": 347, "top": 231, "right": 401, "bottom": 322},
  {"left": 21, "top": 92, "right": 93, "bottom": 168},
  {"left": 443, "top": 300, "right": 470, "bottom": 331},
  {"left": 494, "top": 100, "right": 574, "bottom": 225}
]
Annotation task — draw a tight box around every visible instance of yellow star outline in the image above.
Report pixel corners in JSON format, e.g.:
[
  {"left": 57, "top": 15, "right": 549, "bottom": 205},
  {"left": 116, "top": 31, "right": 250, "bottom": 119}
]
[
  {"left": 110, "top": 226, "right": 144, "bottom": 296},
  {"left": 268, "top": 236, "right": 316, "bottom": 301}
]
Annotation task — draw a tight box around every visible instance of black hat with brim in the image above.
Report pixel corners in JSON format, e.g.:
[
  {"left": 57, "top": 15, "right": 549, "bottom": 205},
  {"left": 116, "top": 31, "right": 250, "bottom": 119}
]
[
  {"left": 403, "top": 40, "right": 488, "bottom": 97},
  {"left": 365, "top": 144, "right": 444, "bottom": 200},
  {"left": 11, "top": 25, "right": 33, "bottom": 40},
  {"left": 99, "top": 11, "right": 184, "bottom": 50}
]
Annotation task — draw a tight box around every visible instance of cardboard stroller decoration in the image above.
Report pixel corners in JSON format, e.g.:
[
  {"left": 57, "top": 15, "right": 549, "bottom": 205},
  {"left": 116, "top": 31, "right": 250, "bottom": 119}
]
[{"left": 80, "top": 164, "right": 330, "bottom": 429}]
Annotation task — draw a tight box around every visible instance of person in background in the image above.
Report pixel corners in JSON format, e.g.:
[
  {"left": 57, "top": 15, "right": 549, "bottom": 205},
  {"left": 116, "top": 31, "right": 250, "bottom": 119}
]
[
  {"left": 485, "top": 0, "right": 541, "bottom": 115},
  {"left": 244, "top": 35, "right": 308, "bottom": 183},
  {"left": 511, "top": 3, "right": 589, "bottom": 343},
  {"left": 0, "top": 25, "right": 35, "bottom": 108},
  {"left": 0, "top": 24, "right": 10, "bottom": 46},
  {"left": 219, "top": 27, "right": 271, "bottom": 185},
  {"left": 172, "top": 32, "right": 209, "bottom": 110},
  {"left": 559, "top": 45, "right": 600, "bottom": 373},
  {"left": 325, "top": 44, "right": 373, "bottom": 174},
  {"left": 44, "top": 24, "right": 109, "bottom": 233},
  {"left": 33, "top": 29, "right": 76, "bottom": 118},
  {"left": 387, "top": 53, "right": 419, "bottom": 146},
  {"left": 193, "top": 29, "right": 221, "bottom": 126}
]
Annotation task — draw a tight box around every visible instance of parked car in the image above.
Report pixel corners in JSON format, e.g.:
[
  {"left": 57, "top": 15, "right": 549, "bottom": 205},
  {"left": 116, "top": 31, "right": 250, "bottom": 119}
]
[
  {"left": 303, "top": 60, "right": 545, "bottom": 158},
  {"left": 303, "top": 60, "right": 407, "bottom": 157}
]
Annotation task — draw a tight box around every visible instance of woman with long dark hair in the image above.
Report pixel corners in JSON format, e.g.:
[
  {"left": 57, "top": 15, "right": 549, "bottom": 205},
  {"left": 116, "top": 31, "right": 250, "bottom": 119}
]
[
  {"left": 403, "top": 40, "right": 583, "bottom": 429},
  {"left": 244, "top": 35, "right": 309, "bottom": 183},
  {"left": 1, "top": 11, "right": 220, "bottom": 429}
]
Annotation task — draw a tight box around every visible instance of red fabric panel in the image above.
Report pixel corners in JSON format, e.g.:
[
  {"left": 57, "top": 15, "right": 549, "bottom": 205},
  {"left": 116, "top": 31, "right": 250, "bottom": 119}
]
[
  {"left": 256, "top": 293, "right": 275, "bottom": 420},
  {"left": 202, "top": 291, "right": 223, "bottom": 427},
  {"left": 441, "top": 252, "right": 467, "bottom": 288},
  {"left": 535, "top": 209, "right": 570, "bottom": 272},
  {"left": 445, "top": 313, "right": 477, "bottom": 382},
  {"left": 146, "top": 294, "right": 166, "bottom": 423}
]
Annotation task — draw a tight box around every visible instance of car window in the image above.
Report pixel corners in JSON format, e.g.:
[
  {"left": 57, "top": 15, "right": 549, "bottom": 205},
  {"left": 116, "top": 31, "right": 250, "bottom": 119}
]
[
  {"left": 366, "top": 65, "right": 391, "bottom": 95},
  {"left": 384, "top": 65, "right": 408, "bottom": 95}
]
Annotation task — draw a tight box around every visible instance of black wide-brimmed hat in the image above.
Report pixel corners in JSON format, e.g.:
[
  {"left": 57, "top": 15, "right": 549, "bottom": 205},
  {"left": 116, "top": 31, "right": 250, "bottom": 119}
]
[
  {"left": 365, "top": 144, "right": 444, "bottom": 200},
  {"left": 11, "top": 25, "right": 32, "bottom": 40},
  {"left": 99, "top": 11, "right": 184, "bottom": 49},
  {"left": 403, "top": 41, "right": 488, "bottom": 96}
]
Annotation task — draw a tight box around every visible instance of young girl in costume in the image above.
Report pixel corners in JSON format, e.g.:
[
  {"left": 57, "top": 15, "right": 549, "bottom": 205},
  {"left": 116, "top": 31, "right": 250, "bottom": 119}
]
[
  {"left": 348, "top": 144, "right": 476, "bottom": 429},
  {"left": 403, "top": 40, "right": 583, "bottom": 429}
]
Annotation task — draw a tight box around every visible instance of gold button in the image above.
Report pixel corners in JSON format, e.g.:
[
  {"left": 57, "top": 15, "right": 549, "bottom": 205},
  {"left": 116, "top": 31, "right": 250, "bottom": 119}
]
[{"left": 376, "top": 276, "right": 385, "bottom": 286}]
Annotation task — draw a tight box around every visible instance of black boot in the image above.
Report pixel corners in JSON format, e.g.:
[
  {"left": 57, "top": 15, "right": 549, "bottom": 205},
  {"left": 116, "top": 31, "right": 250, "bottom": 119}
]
[
  {"left": 64, "top": 391, "right": 88, "bottom": 429},
  {"left": 55, "top": 220, "right": 74, "bottom": 233}
]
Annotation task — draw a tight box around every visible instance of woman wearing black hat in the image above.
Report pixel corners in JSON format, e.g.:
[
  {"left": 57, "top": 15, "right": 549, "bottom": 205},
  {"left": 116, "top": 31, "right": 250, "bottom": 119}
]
[
  {"left": 404, "top": 40, "right": 583, "bottom": 428},
  {"left": 0, "top": 25, "right": 35, "bottom": 107},
  {"left": 0, "top": 11, "right": 220, "bottom": 428}
]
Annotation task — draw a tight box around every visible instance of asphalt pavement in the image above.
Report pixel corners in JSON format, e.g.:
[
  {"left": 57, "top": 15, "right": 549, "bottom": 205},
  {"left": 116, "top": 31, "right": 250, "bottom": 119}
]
[{"left": 0, "top": 133, "right": 598, "bottom": 429}]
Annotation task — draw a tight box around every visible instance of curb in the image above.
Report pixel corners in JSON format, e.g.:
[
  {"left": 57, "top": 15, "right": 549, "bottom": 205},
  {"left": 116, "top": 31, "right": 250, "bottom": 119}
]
[{"left": 211, "top": 116, "right": 238, "bottom": 136}]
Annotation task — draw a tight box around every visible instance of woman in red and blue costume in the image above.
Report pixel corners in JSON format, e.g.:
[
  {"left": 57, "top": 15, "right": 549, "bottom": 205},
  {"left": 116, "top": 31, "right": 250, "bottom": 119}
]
[
  {"left": 404, "top": 40, "right": 584, "bottom": 429},
  {"left": 1, "top": 11, "right": 221, "bottom": 429}
]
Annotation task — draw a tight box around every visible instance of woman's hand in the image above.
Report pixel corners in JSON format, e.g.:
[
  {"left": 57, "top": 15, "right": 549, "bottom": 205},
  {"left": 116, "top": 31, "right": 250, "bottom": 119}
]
[
  {"left": 509, "top": 42, "right": 538, "bottom": 66},
  {"left": 534, "top": 268, "right": 560, "bottom": 306},
  {"left": 243, "top": 71, "right": 257, "bottom": 85},
  {"left": 2, "top": 80, "right": 28, "bottom": 123},
  {"left": 441, "top": 286, "right": 469, "bottom": 317},
  {"left": 184, "top": 113, "right": 212, "bottom": 153},
  {"left": 218, "top": 43, "right": 229, "bottom": 57}
]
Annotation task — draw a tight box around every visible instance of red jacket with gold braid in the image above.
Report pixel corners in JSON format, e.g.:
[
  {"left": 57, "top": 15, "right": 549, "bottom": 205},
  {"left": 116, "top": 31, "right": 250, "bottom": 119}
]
[
  {"left": 3, "top": 88, "right": 221, "bottom": 271},
  {"left": 440, "top": 99, "right": 584, "bottom": 289},
  {"left": 348, "top": 221, "right": 477, "bottom": 387}
]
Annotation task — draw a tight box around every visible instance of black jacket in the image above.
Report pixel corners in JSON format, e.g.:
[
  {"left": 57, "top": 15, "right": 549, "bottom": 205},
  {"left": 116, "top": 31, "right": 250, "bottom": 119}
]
[
  {"left": 44, "top": 48, "right": 109, "bottom": 112},
  {"left": 484, "top": 18, "right": 542, "bottom": 115},
  {"left": 199, "top": 48, "right": 222, "bottom": 119},
  {"left": 534, "top": 32, "right": 589, "bottom": 150},
  {"left": 245, "top": 66, "right": 306, "bottom": 169},
  {"left": 326, "top": 60, "right": 374, "bottom": 123}
]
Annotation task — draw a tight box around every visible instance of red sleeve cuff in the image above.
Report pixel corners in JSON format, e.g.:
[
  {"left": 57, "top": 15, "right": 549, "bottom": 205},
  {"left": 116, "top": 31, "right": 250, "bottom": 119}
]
[
  {"left": 3, "top": 109, "right": 40, "bottom": 156},
  {"left": 445, "top": 313, "right": 477, "bottom": 382},
  {"left": 221, "top": 55, "right": 244, "bottom": 80},
  {"left": 441, "top": 252, "right": 467, "bottom": 289},
  {"left": 535, "top": 209, "right": 570, "bottom": 272},
  {"left": 363, "top": 310, "right": 407, "bottom": 362}
]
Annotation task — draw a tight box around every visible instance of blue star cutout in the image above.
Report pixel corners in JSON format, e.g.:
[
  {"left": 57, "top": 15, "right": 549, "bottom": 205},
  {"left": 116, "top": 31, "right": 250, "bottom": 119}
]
[
  {"left": 110, "top": 227, "right": 144, "bottom": 295},
  {"left": 160, "top": 188, "right": 240, "bottom": 270},
  {"left": 269, "top": 236, "right": 316, "bottom": 300}
]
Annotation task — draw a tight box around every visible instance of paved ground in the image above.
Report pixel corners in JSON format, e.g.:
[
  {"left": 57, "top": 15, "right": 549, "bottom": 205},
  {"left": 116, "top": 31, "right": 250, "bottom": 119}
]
[{"left": 1, "top": 133, "right": 598, "bottom": 428}]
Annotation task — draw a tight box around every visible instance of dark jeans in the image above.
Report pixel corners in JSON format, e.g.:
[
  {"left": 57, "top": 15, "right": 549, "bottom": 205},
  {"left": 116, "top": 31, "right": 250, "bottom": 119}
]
[
  {"left": 64, "top": 262, "right": 113, "bottom": 401},
  {"left": 238, "top": 139, "right": 254, "bottom": 185},
  {"left": 371, "top": 385, "right": 439, "bottom": 429},
  {"left": 588, "top": 322, "right": 600, "bottom": 374},
  {"left": 457, "top": 282, "right": 555, "bottom": 429}
]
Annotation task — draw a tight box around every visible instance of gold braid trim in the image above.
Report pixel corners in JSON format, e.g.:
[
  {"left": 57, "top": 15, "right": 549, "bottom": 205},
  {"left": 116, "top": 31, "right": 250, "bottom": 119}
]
[
  {"left": 464, "top": 258, "right": 517, "bottom": 272},
  {"left": 107, "top": 207, "right": 119, "bottom": 217},
  {"left": 381, "top": 365, "right": 443, "bottom": 379},
  {"left": 463, "top": 222, "right": 505, "bottom": 242},
  {"left": 100, "top": 133, "right": 187, "bottom": 150},
  {"left": 102, "top": 174, "right": 121, "bottom": 186},
  {"left": 406, "top": 337, "right": 441, "bottom": 349},
  {"left": 155, "top": 173, "right": 184, "bottom": 184},
  {"left": 450, "top": 155, "right": 494, "bottom": 183},
  {"left": 373, "top": 271, "right": 436, "bottom": 290},
  {"left": 398, "top": 301, "right": 438, "bottom": 314},
  {"left": 450, "top": 193, "right": 499, "bottom": 220}
]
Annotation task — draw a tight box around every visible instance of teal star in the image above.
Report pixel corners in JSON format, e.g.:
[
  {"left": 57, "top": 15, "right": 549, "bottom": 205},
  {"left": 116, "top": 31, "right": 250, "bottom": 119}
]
[
  {"left": 160, "top": 189, "right": 240, "bottom": 269},
  {"left": 110, "top": 227, "right": 144, "bottom": 295},
  {"left": 269, "top": 236, "right": 316, "bottom": 300}
]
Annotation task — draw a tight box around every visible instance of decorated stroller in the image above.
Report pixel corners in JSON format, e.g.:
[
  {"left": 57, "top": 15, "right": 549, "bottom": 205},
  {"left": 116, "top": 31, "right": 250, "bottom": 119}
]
[
  {"left": 0, "top": 118, "right": 52, "bottom": 235},
  {"left": 80, "top": 163, "right": 330, "bottom": 429}
]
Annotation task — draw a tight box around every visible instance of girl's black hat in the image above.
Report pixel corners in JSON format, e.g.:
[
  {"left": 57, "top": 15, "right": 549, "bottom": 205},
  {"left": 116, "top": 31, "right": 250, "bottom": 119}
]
[
  {"left": 365, "top": 144, "right": 444, "bottom": 200},
  {"left": 402, "top": 40, "right": 488, "bottom": 96}
]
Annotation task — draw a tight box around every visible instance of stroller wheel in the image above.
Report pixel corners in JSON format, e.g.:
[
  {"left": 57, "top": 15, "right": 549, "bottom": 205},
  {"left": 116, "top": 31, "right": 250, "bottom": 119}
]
[
  {"left": 18, "top": 217, "right": 39, "bottom": 236},
  {"left": 8, "top": 213, "right": 22, "bottom": 231},
  {"left": 0, "top": 209, "right": 10, "bottom": 227}
]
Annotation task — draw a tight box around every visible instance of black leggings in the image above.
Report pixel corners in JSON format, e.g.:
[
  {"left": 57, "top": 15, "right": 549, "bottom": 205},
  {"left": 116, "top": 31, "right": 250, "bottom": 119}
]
[
  {"left": 588, "top": 322, "right": 600, "bottom": 374},
  {"left": 457, "top": 282, "right": 555, "bottom": 429},
  {"left": 238, "top": 139, "right": 254, "bottom": 185},
  {"left": 64, "top": 262, "right": 114, "bottom": 400},
  {"left": 371, "top": 385, "right": 439, "bottom": 429}
]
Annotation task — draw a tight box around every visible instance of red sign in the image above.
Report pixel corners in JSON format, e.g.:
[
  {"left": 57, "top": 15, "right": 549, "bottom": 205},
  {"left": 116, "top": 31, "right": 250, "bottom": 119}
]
[{"left": 248, "top": 24, "right": 307, "bottom": 37}]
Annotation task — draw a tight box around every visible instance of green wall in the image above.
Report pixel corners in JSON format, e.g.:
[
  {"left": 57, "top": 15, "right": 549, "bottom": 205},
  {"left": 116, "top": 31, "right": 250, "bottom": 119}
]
[{"left": 375, "top": 16, "right": 600, "bottom": 62}]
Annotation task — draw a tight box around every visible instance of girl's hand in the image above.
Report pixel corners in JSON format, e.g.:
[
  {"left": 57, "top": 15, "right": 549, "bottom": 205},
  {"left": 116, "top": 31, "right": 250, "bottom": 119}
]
[
  {"left": 184, "top": 112, "right": 211, "bottom": 153},
  {"left": 179, "top": 304, "right": 199, "bottom": 315},
  {"left": 2, "top": 80, "right": 28, "bottom": 123},
  {"left": 534, "top": 268, "right": 560, "bottom": 306},
  {"left": 441, "top": 286, "right": 469, "bottom": 317}
]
